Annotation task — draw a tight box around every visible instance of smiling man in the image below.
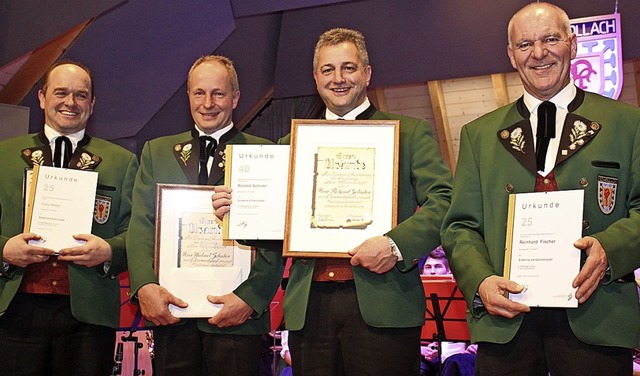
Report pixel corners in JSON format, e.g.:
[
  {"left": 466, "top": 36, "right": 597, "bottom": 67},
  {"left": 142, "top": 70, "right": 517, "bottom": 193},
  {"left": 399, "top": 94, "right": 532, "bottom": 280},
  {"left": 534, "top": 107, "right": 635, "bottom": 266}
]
[
  {"left": 213, "top": 28, "right": 452, "bottom": 375},
  {"left": 126, "top": 55, "right": 283, "bottom": 376},
  {"left": 441, "top": 3, "right": 640, "bottom": 375},
  {"left": 0, "top": 60, "right": 138, "bottom": 375}
]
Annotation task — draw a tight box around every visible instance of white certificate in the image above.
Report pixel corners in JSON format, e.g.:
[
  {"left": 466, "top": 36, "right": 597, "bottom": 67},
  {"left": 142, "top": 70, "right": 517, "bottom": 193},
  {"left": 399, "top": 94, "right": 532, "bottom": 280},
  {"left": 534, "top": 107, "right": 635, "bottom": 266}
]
[
  {"left": 223, "top": 144, "right": 289, "bottom": 240},
  {"left": 504, "top": 189, "right": 584, "bottom": 308},
  {"left": 24, "top": 165, "right": 98, "bottom": 252},
  {"left": 155, "top": 184, "right": 253, "bottom": 318}
]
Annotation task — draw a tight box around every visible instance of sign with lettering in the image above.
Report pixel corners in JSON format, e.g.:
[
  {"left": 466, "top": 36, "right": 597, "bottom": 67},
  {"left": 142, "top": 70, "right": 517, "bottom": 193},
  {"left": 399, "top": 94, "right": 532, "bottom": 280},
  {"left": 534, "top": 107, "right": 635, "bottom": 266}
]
[{"left": 570, "top": 13, "right": 623, "bottom": 99}]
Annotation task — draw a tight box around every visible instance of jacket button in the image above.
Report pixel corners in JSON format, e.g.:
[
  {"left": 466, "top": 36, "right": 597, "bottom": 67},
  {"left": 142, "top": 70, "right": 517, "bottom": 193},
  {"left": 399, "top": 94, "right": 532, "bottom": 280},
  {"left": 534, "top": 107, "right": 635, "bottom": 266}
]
[
  {"left": 505, "top": 184, "right": 514, "bottom": 193},
  {"left": 582, "top": 220, "right": 590, "bottom": 230},
  {"left": 579, "top": 178, "right": 589, "bottom": 187}
]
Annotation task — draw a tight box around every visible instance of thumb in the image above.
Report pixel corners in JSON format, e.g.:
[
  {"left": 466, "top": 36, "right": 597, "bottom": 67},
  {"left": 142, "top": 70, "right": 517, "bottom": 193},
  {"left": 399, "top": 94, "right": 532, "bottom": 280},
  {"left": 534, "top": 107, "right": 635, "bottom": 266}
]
[
  {"left": 505, "top": 280, "right": 526, "bottom": 294},
  {"left": 573, "top": 237, "right": 592, "bottom": 250},
  {"left": 207, "top": 295, "right": 224, "bottom": 304},
  {"left": 169, "top": 296, "right": 189, "bottom": 309}
]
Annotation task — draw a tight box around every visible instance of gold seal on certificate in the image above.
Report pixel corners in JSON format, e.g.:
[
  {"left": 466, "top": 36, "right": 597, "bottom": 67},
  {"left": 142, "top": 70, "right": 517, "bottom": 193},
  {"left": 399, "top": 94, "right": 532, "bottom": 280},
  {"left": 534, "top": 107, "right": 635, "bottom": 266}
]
[
  {"left": 23, "top": 164, "right": 98, "bottom": 251},
  {"left": 504, "top": 189, "right": 584, "bottom": 308}
]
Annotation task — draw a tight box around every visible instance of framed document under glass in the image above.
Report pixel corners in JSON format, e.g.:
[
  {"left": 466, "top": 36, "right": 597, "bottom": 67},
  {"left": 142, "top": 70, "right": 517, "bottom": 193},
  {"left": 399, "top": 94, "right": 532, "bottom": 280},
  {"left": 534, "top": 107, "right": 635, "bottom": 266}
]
[
  {"left": 283, "top": 119, "right": 399, "bottom": 258},
  {"left": 154, "top": 184, "right": 254, "bottom": 317}
]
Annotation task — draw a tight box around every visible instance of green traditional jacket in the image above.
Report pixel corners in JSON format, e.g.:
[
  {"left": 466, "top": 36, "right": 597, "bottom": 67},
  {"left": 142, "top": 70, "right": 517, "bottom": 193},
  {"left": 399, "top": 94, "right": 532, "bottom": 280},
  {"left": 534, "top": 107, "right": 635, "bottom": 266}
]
[
  {"left": 0, "top": 131, "right": 138, "bottom": 328},
  {"left": 442, "top": 89, "right": 640, "bottom": 348},
  {"left": 126, "top": 128, "right": 284, "bottom": 334},
  {"left": 281, "top": 106, "right": 453, "bottom": 330}
]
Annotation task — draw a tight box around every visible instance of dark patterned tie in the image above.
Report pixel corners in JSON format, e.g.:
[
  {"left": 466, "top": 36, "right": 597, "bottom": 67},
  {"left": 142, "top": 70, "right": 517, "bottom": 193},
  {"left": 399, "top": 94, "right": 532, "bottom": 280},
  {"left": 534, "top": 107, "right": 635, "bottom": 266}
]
[
  {"left": 53, "top": 136, "right": 72, "bottom": 168},
  {"left": 198, "top": 136, "right": 216, "bottom": 185},
  {"left": 535, "top": 101, "right": 556, "bottom": 171}
]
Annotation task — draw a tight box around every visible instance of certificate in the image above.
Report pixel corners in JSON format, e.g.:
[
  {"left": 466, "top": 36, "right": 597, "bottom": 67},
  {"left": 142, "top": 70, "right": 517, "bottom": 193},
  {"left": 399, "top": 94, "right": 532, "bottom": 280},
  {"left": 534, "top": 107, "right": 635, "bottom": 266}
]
[
  {"left": 504, "top": 189, "right": 584, "bottom": 308},
  {"left": 24, "top": 164, "right": 98, "bottom": 251},
  {"left": 223, "top": 144, "right": 290, "bottom": 240},
  {"left": 283, "top": 120, "right": 399, "bottom": 258},
  {"left": 311, "top": 146, "right": 376, "bottom": 229},
  {"left": 155, "top": 184, "right": 253, "bottom": 317}
]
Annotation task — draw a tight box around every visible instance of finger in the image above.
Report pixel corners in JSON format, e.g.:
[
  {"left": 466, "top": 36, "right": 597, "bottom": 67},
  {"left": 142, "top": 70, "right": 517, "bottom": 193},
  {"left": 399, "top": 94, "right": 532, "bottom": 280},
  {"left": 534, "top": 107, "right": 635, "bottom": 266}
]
[
  {"left": 215, "top": 205, "right": 231, "bottom": 215},
  {"left": 576, "top": 281, "right": 597, "bottom": 303},
  {"left": 213, "top": 186, "right": 232, "bottom": 194},
  {"left": 207, "top": 295, "right": 223, "bottom": 304},
  {"left": 33, "top": 246, "right": 57, "bottom": 256},
  {"left": 170, "top": 297, "right": 189, "bottom": 309},
  {"left": 572, "top": 260, "right": 597, "bottom": 288},
  {"left": 71, "top": 233, "right": 92, "bottom": 241}
]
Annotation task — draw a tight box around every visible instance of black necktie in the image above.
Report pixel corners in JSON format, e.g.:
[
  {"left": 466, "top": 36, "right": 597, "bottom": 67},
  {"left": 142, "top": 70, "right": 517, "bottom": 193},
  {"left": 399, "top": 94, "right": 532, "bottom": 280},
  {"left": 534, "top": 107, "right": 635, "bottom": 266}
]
[
  {"left": 198, "top": 136, "right": 216, "bottom": 185},
  {"left": 53, "top": 136, "right": 72, "bottom": 168},
  {"left": 535, "top": 101, "right": 556, "bottom": 171}
]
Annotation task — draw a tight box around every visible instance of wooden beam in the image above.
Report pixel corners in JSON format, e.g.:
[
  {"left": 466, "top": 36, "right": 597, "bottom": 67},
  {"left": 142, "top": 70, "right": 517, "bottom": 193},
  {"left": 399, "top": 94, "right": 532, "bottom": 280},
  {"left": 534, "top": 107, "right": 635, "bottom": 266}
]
[
  {"left": 368, "top": 87, "right": 388, "bottom": 112},
  {"left": 0, "top": 20, "right": 92, "bottom": 105},
  {"left": 491, "top": 73, "right": 510, "bottom": 107},
  {"left": 427, "top": 80, "right": 456, "bottom": 174}
]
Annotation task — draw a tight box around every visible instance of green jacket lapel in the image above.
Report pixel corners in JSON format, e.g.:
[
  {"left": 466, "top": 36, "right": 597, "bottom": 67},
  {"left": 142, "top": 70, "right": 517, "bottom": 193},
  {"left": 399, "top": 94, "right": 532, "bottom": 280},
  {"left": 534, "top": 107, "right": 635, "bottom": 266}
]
[
  {"left": 497, "top": 98, "right": 537, "bottom": 174},
  {"left": 172, "top": 134, "right": 199, "bottom": 185},
  {"left": 69, "top": 135, "right": 102, "bottom": 170},
  {"left": 21, "top": 132, "right": 52, "bottom": 167}
]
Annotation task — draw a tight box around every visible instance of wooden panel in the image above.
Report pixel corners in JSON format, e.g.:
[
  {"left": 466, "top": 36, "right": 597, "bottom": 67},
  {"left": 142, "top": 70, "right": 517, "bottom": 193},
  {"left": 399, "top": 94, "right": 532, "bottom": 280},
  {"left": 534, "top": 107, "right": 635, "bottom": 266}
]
[
  {"left": 384, "top": 84, "right": 429, "bottom": 98},
  {"left": 491, "top": 73, "right": 510, "bottom": 107},
  {"left": 443, "top": 87, "right": 495, "bottom": 105},
  {"left": 385, "top": 95, "right": 432, "bottom": 110},
  {"left": 428, "top": 80, "right": 456, "bottom": 173},
  {"left": 440, "top": 76, "right": 494, "bottom": 92}
]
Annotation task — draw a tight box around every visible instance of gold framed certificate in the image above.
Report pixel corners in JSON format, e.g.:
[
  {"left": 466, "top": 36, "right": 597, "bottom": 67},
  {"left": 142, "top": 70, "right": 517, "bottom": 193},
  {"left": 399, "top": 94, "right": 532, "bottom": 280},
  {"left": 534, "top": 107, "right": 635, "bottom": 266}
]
[
  {"left": 222, "top": 144, "right": 290, "bottom": 240},
  {"left": 23, "top": 164, "right": 98, "bottom": 252},
  {"left": 283, "top": 119, "right": 399, "bottom": 258},
  {"left": 503, "top": 189, "right": 584, "bottom": 308},
  {"left": 154, "top": 184, "right": 254, "bottom": 317}
]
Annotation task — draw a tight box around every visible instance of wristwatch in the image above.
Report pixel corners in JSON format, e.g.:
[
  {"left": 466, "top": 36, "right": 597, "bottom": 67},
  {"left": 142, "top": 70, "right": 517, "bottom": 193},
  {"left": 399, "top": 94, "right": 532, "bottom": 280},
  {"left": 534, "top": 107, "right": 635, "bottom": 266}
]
[{"left": 386, "top": 235, "right": 403, "bottom": 261}]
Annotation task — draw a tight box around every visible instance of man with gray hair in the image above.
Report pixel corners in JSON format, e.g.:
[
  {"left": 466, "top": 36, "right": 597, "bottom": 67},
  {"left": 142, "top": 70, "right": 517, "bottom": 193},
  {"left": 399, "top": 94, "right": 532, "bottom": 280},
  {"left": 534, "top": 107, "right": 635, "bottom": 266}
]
[{"left": 442, "top": 3, "right": 640, "bottom": 374}]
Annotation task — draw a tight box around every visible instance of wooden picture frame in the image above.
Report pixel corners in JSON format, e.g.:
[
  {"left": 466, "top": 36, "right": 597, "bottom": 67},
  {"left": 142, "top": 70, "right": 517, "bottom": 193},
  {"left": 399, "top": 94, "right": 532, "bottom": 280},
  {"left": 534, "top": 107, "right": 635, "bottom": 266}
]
[
  {"left": 154, "top": 183, "right": 254, "bottom": 317},
  {"left": 283, "top": 119, "right": 399, "bottom": 258}
]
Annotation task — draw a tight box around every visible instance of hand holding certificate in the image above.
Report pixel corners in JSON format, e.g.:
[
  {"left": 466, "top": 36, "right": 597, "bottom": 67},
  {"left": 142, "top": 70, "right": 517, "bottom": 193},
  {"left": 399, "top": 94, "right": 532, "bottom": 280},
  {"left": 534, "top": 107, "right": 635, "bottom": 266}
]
[
  {"left": 503, "top": 189, "right": 584, "bottom": 308},
  {"left": 23, "top": 164, "right": 98, "bottom": 252},
  {"left": 155, "top": 184, "right": 254, "bottom": 317}
]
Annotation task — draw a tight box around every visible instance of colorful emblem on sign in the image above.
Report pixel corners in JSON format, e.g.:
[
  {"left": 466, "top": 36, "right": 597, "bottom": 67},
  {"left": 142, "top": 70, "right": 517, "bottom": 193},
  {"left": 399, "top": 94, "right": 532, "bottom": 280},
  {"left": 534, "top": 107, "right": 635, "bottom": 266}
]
[
  {"left": 570, "top": 13, "right": 623, "bottom": 99},
  {"left": 597, "top": 175, "right": 618, "bottom": 215}
]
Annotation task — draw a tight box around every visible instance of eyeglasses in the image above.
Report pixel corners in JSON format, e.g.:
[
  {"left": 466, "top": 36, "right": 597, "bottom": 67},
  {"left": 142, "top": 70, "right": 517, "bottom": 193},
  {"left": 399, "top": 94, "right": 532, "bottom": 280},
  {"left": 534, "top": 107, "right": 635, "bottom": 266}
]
[{"left": 513, "top": 36, "right": 567, "bottom": 52}]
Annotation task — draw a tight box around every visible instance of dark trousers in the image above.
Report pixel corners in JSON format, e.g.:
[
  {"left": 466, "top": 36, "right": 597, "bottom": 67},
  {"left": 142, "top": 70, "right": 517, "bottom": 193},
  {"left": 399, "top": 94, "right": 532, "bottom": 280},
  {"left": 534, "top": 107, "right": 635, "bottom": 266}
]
[
  {"left": 475, "top": 308, "right": 632, "bottom": 376},
  {"left": 0, "top": 293, "right": 115, "bottom": 376},
  {"left": 289, "top": 281, "right": 422, "bottom": 376},
  {"left": 152, "top": 318, "right": 262, "bottom": 376}
]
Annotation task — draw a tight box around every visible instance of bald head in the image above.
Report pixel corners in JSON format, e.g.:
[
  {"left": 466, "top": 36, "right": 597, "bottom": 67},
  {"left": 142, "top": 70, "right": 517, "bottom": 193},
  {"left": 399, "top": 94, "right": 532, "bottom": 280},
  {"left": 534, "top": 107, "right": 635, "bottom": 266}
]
[{"left": 508, "top": 2, "right": 572, "bottom": 47}]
